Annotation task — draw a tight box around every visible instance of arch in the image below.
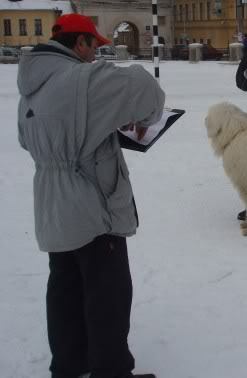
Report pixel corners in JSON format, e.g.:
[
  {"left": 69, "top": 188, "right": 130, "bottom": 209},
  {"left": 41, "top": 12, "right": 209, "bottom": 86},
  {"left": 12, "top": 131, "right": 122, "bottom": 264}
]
[{"left": 113, "top": 21, "right": 139, "bottom": 55}]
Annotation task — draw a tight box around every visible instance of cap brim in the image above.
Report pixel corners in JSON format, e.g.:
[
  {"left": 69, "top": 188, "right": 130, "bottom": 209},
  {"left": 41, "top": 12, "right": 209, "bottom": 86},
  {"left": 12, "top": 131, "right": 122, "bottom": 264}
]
[{"left": 96, "top": 33, "right": 112, "bottom": 47}]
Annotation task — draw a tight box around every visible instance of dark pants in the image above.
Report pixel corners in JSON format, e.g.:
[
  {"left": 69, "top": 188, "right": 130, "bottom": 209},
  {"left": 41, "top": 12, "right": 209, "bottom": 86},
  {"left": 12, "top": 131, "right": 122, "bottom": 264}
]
[{"left": 47, "top": 234, "right": 135, "bottom": 378}]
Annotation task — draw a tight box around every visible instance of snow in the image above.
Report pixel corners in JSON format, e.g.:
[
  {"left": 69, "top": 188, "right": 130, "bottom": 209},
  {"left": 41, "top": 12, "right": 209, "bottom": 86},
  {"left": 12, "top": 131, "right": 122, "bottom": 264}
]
[
  {"left": 1, "top": 60, "right": 247, "bottom": 378},
  {"left": 0, "top": 0, "right": 72, "bottom": 13},
  {"left": 117, "top": 22, "right": 130, "bottom": 32},
  {"left": 114, "top": 22, "right": 131, "bottom": 37}
]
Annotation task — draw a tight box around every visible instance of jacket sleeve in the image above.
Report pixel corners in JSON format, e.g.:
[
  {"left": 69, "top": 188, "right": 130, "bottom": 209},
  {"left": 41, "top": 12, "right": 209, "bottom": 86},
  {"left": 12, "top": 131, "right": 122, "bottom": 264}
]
[
  {"left": 128, "top": 64, "right": 165, "bottom": 127},
  {"left": 236, "top": 53, "right": 247, "bottom": 91},
  {"left": 86, "top": 61, "right": 165, "bottom": 151}
]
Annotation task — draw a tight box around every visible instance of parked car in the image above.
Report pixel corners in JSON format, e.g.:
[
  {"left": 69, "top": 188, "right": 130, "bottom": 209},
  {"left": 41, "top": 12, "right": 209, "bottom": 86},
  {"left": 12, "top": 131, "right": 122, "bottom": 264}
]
[
  {"left": 95, "top": 45, "right": 138, "bottom": 61},
  {"left": 0, "top": 46, "right": 19, "bottom": 63},
  {"left": 171, "top": 44, "right": 223, "bottom": 60},
  {"left": 202, "top": 44, "right": 223, "bottom": 60},
  {"left": 95, "top": 45, "right": 117, "bottom": 60},
  {"left": 171, "top": 44, "right": 189, "bottom": 60}
]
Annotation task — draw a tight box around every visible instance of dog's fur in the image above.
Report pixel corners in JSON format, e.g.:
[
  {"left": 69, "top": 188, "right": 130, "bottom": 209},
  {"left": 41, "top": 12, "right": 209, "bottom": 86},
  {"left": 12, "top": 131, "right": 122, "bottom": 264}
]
[{"left": 205, "top": 102, "right": 247, "bottom": 234}]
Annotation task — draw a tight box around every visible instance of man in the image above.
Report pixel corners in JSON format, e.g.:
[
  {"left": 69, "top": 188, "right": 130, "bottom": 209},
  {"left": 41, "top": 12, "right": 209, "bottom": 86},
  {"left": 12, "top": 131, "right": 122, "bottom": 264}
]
[
  {"left": 236, "top": 45, "right": 247, "bottom": 221},
  {"left": 17, "top": 13, "right": 165, "bottom": 378},
  {"left": 242, "top": 34, "right": 247, "bottom": 54}
]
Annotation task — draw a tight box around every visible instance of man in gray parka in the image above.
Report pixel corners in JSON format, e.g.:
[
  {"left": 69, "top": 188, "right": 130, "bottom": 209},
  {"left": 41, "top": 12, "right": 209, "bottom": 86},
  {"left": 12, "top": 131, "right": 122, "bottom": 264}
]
[{"left": 17, "top": 13, "right": 165, "bottom": 378}]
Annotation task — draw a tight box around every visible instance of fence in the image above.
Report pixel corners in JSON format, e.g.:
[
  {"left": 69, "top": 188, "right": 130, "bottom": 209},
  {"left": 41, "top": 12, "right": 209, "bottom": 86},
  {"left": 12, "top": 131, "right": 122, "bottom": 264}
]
[
  {"left": 0, "top": 45, "right": 231, "bottom": 63},
  {"left": 134, "top": 47, "right": 229, "bottom": 61}
]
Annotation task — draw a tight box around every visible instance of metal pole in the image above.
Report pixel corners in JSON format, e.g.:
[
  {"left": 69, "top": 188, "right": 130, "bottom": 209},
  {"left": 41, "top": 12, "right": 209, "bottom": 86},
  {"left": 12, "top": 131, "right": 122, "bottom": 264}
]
[
  {"left": 152, "top": 0, "right": 160, "bottom": 81},
  {"left": 236, "top": 0, "right": 244, "bottom": 39}
]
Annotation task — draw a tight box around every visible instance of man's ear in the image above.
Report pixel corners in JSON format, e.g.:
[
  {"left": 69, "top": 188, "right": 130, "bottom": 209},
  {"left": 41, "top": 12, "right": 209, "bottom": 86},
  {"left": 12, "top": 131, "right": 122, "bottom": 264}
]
[{"left": 76, "top": 35, "right": 86, "bottom": 49}]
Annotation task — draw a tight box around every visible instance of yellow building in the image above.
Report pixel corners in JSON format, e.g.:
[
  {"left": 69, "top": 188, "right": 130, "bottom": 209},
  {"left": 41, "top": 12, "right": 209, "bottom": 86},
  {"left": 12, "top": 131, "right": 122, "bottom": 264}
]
[
  {"left": 0, "top": 0, "right": 72, "bottom": 47},
  {"left": 174, "top": 0, "right": 247, "bottom": 48}
]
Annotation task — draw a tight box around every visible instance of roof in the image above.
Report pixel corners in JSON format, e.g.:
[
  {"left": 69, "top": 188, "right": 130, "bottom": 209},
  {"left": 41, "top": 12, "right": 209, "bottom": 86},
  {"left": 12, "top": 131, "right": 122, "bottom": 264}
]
[{"left": 0, "top": 0, "right": 72, "bottom": 12}]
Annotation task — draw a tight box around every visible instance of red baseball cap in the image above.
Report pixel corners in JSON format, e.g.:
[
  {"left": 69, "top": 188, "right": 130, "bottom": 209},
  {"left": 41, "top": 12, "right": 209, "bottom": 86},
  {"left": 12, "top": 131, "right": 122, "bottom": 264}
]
[{"left": 52, "top": 13, "right": 111, "bottom": 47}]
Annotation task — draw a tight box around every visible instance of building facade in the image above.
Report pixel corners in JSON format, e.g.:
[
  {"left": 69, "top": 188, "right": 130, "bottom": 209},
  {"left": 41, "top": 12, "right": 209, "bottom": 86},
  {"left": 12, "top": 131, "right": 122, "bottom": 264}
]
[
  {"left": 1, "top": 0, "right": 246, "bottom": 51},
  {"left": 71, "top": 0, "right": 174, "bottom": 53},
  {"left": 0, "top": 0, "right": 72, "bottom": 47},
  {"left": 174, "top": 0, "right": 247, "bottom": 48}
]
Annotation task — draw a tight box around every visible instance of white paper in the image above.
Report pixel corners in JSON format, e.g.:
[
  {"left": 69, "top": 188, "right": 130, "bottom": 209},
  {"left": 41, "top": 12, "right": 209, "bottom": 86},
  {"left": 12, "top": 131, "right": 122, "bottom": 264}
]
[{"left": 118, "top": 109, "right": 177, "bottom": 146}]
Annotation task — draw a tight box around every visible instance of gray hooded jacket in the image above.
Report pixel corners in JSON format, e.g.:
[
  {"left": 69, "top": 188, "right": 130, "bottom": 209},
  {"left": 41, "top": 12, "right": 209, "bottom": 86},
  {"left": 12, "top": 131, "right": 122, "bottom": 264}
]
[{"left": 17, "top": 41, "right": 165, "bottom": 252}]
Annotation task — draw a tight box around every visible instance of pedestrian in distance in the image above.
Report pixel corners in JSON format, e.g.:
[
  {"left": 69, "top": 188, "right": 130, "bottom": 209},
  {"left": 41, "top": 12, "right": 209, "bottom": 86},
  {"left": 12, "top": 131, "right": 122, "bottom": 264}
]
[
  {"left": 235, "top": 40, "right": 247, "bottom": 221},
  {"left": 242, "top": 34, "right": 247, "bottom": 54},
  {"left": 17, "top": 13, "right": 165, "bottom": 378}
]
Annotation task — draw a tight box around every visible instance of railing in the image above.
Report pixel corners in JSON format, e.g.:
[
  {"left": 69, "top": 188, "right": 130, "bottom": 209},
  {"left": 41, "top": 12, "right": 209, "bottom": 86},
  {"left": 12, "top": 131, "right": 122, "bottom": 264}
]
[
  {"left": 134, "top": 47, "right": 229, "bottom": 61},
  {"left": 0, "top": 45, "right": 231, "bottom": 63}
]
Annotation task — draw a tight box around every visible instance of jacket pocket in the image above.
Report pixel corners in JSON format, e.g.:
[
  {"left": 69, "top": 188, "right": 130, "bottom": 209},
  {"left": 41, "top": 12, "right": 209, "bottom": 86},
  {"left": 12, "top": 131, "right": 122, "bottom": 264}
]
[
  {"left": 96, "top": 153, "right": 133, "bottom": 211},
  {"left": 106, "top": 157, "right": 133, "bottom": 211},
  {"left": 95, "top": 152, "right": 118, "bottom": 197}
]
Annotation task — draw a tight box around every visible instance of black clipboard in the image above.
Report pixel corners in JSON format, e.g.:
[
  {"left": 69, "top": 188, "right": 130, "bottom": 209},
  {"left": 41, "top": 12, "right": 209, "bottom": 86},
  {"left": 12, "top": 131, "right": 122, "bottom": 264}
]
[{"left": 118, "top": 108, "right": 185, "bottom": 152}]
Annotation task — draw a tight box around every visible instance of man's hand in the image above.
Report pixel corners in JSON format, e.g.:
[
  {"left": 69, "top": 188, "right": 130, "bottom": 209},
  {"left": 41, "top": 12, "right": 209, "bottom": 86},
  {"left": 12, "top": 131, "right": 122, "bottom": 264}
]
[
  {"left": 120, "top": 122, "right": 135, "bottom": 132},
  {"left": 120, "top": 122, "right": 148, "bottom": 141},
  {"left": 135, "top": 125, "right": 148, "bottom": 141}
]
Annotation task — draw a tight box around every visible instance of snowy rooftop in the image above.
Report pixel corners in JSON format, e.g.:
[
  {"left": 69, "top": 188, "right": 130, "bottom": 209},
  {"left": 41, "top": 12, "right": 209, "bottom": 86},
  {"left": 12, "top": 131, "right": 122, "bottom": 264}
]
[{"left": 0, "top": 0, "right": 72, "bottom": 12}]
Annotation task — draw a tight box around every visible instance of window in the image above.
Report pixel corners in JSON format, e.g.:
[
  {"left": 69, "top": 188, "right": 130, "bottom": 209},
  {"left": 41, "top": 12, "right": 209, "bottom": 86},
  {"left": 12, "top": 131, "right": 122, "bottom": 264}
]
[
  {"left": 192, "top": 3, "right": 196, "bottom": 21},
  {"left": 200, "top": 3, "right": 204, "bottom": 20},
  {"left": 207, "top": 2, "right": 211, "bottom": 20},
  {"left": 35, "top": 19, "right": 42, "bottom": 36},
  {"left": 215, "top": 0, "right": 222, "bottom": 16},
  {"left": 3, "top": 19, "right": 11, "bottom": 36},
  {"left": 179, "top": 5, "right": 183, "bottom": 21},
  {"left": 174, "top": 5, "right": 177, "bottom": 21},
  {"left": 19, "top": 19, "right": 27, "bottom": 36},
  {"left": 158, "top": 16, "right": 166, "bottom": 25},
  {"left": 185, "top": 4, "right": 189, "bottom": 21}
]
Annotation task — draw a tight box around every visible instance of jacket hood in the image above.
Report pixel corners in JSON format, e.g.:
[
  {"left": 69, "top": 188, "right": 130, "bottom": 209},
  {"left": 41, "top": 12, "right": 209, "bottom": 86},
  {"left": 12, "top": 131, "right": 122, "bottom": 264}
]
[{"left": 17, "top": 41, "right": 82, "bottom": 96}]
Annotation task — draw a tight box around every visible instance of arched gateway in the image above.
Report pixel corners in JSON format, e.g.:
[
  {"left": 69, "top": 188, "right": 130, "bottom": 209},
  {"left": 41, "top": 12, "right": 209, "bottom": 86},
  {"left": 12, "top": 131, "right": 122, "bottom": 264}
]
[{"left": 113, "top": 22, "right": 139, "bottom": 55}]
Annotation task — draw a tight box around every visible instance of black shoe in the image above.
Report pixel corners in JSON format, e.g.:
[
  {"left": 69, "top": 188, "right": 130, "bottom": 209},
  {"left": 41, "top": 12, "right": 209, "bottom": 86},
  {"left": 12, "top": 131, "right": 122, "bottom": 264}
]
[{"left": 238, "top": 210, "right": 246, "bottom": 221}]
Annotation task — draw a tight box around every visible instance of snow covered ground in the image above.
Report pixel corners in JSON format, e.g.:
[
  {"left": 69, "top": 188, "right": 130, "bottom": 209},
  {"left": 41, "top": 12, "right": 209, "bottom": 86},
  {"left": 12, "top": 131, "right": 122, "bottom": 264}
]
[{"left": 1, "top": 60, "right": 247, "bottom": 378}]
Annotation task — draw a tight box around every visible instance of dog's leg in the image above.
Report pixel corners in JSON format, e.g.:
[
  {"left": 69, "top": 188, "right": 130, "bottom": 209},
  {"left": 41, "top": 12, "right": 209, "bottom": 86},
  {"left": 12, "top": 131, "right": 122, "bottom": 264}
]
[{"left": 240, "top": 221, "right": 247, "bottom": 236}]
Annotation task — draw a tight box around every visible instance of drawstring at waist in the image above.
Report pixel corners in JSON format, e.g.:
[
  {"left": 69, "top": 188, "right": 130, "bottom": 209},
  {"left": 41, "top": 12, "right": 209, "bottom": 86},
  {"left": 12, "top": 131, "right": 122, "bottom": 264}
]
[{"left": 35, "top": 161, "right": 80, "bottom": 170}]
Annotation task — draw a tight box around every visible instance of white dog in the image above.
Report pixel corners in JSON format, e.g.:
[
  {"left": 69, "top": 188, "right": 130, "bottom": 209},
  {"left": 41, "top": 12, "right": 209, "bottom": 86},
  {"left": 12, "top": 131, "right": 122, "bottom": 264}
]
[{"left": 205, "top": 101, "right": 247, "bottom": 235}]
